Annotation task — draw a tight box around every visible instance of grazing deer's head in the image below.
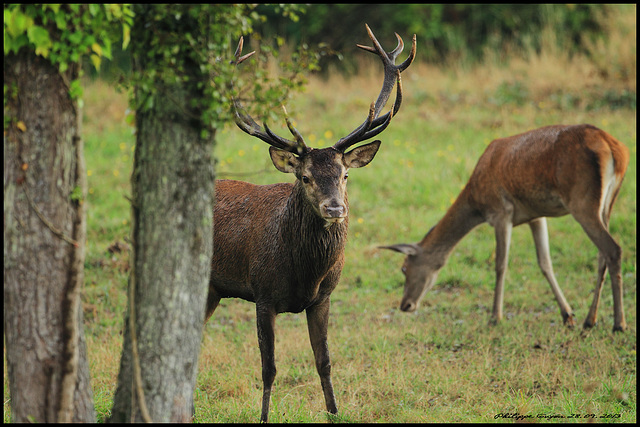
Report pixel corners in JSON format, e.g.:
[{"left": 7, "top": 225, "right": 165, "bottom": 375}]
[
  {"left": 232, "top": 25, "right": 416, "bottom": 226},
  {"left": 380, "top": 242, "right": 442, "bottom": 312}
]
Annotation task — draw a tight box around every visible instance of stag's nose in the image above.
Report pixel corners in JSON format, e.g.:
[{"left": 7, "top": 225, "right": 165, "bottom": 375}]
[
  {"left": 325, "top": 205, "right": 346, "bottom": 217},
  {"left": 321, "top": 202, "right": 347, "bottom": 220}
]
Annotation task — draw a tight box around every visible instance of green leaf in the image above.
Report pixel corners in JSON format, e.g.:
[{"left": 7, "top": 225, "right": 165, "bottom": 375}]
[
  {"left": 88, "top": 4, "right": 100, "bottom": 17},
  {"left": 91, "top": 43, "right": 102, "bottom": 57},
  {"left": 5, "top": 9, "right": 34, "bottom": 38},
  {"left": 53, "top": 10, "right": 67, "bottom": 30},
  {"left": 44, "top": 4, "right": 61, "bottom": 14},
  {"left": 68, "top": 31, "right": 83, "bottom": 45},
  {"left": 122, "top": 24, "right": 131, "bottom": 50},
  {"left": 70, "top": 186, "right": 83, "bottom": 202},
  {"left": 90, "top": 53, "right": 101, "bottom": 71},
  {"left": 69, "top": 79, "right": 83, "bottom": 100},
  {"left": 101, "top": 39, "right": 112, "bottom": 59},
  {"left": 27, "top": 25, "right": 52, "bottom": 57}
]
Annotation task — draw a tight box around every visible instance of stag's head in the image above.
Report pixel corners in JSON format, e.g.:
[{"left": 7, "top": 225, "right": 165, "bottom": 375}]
[{"left": 232, "top": 25, "right": 416, "bottom": 226}]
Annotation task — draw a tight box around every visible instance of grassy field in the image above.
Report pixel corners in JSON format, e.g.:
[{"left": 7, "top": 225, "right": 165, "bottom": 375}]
[{"left": 4, "top": 7, "right": 636, "bottom": 423}]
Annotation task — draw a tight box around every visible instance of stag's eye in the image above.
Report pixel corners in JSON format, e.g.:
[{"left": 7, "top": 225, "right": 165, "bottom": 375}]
[
  {"left": 344, "top": 173, "right": 349, "bottom": 180},
  {"left": 302, "top": 176, "right": 310, "bottom": 184},
  {"left": 401, "top": 266, "right": 407, "bottom": 275}
]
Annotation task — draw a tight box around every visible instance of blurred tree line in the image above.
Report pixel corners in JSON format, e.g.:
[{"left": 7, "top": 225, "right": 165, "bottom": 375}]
[
  {"left": 91, "top": 4, "right": 621, "bottom": 80},
  {"left": 253, "top": 4, "right": 610, "bottom": 72}
]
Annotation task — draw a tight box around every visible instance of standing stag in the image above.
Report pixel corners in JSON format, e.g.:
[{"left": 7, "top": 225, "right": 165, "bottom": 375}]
[
  {"left": 207, "top": 26, "right": 416, "bottom": 422},
  {"left": 381, "top": 124, "right": 629, "bottom": 332}
]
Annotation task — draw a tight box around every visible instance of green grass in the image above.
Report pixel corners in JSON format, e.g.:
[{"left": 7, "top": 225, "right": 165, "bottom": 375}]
[{"left": 4, "top": 8, "right": 636, "bottom": 422}]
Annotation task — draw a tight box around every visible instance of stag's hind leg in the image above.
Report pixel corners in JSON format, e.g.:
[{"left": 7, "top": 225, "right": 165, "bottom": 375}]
[
  {"left": 570, "top": 208, "right": 625, "bottom": 332},
  {"left": 306, "top": 298, "right": 338, "bottom": 416},
  {"left": 528, "top": 218, "right": 575, "bottom": 326}
]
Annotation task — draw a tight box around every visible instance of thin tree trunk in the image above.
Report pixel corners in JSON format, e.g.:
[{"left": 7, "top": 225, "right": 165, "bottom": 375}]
[
  {"left": 4, "top": 51, "right": 94, "bottom": 423},
  {"left": 109, "top": 5, "right": 215, "bottom": 422}
]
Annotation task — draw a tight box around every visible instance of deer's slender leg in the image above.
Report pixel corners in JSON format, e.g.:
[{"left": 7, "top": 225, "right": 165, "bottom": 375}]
[
  {"left": 306, "top": 298, "right": 338, "bottom": 416},
  {"left": 491, "top": 217, "right": 513, "bottom": 324},
  {"left": 584, "top": 206, "right": 611, "bottom": 329},
  {"left": 256, "top": 303, "right": 277, "bottom": 422},
  {"left": 584, "top": 253, "right": 607, "bottom": 329},
  {"left": 528, "top": 218, "right": 575, "bottom": 326},
  {"left": 571, "top": 210, "right": 625, "bottom": 332}
]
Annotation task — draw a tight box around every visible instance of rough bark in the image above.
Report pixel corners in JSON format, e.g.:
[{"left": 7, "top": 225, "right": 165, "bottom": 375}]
[
  {"left": 108, "top": 6, "right": 215, "bottom": 422},
  {"left": 4, "top": 51, "right": 94, "bottom": 423}
]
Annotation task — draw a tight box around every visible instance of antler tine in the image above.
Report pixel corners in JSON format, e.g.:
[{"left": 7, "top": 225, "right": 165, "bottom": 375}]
[
  {"left": 333, "top": 25, "right": 416, "bottom": 152},
  {"left": 231, "top": 37, "right": 309, "bottom": 155},
  {"left": 356, "top": 24, "right": 401, "bottom": 116},
  {"left": 333, "top": 102, "right": 377, "bottom": 148},
  {"left": 356, "top": 70, "right": 403, "bottom": 142},
  {"left": 389, "top": 33, "right": 405, "bottom": 62},
  {"left": 281, "top": 106, "right": 307, "bottom": 155},
  {"left": 397, "top": 33, "right": 417, "bottom": 72},
  {"left": 357, "top": 27, "right": 405, "bottom": 65}
]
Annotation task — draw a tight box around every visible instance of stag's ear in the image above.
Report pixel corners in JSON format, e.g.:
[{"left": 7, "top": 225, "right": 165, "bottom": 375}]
[
  {"left": 379, "top": 243, "right": 421, "bottom": 256},
  {"left": 344, "top": 140, "right": 381, "bottom": 168},
  {"left": 269, "top": 147, "right": 300, "bottom": 174}
]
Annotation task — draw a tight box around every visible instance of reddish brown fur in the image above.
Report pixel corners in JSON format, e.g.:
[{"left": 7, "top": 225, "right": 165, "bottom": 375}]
[
  {"left": 216, "top": 26, "right": 415, "bottom": 423},
  {"left": 205, "top": 141, "right": 380, "bottom": 423},
  {"left": 383, "top": 124, "right": 629, "bottom": 332},
  {"left": 208, "top": 179, "right": 348, "bottom": 315}
]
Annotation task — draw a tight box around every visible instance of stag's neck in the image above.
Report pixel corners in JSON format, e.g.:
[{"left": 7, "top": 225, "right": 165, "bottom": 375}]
[
  {"left": 280, "top": 182, "right": 348, "bottom": 261},
  {"left": 420, "top": 186, "right": 484, "bottom": 259}
]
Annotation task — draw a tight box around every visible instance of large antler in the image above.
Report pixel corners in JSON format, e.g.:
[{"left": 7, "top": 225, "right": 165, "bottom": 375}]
[
  {"left": 231, "top": 37, "right": 309, "bottom": 156},
  {"left": 332, "top": 24, "right": 416, "bottom": 152}
]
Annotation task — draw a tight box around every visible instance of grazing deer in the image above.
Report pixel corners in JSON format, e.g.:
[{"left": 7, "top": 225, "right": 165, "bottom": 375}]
[
  {"left": 381, "top": 124, "right": 629, "bottom": 332},
  {"left": 207, "top": 26, "right": 416, "bottom": 422}
]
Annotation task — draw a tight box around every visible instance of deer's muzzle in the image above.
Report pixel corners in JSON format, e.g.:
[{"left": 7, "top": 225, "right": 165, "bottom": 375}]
[
  {"left": 321, "top": 202, "right": 347, "bottom": 222},
  {"left": 400, "top": 299, "right": 417, "bottom": 312}
]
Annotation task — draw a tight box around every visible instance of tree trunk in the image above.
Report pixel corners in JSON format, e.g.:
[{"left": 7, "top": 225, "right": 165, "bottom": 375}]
[
  {"left": 109, "top": 6, "right": 215, "bottom": 422},
  {"left": 4, "top": 52, "right": 94, "bottom": 423}
]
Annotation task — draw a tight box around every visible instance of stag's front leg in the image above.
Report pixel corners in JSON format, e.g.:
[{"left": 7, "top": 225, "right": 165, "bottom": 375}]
[
  {"left": 256, "top": 303, "right": 277, "bottom": 423},
  {"left": 306, "top": 298, "right": 338, "bottom": 416}
]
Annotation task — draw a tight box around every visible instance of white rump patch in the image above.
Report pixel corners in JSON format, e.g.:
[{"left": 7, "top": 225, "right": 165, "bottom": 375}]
[{"left": 600, "top": 155, "right": 620, "bottom": 222}]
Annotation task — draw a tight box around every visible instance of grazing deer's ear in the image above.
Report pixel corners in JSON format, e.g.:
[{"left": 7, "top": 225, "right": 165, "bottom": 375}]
[
  {"left": 269, "top": 147, "right": 300, "bottom": 174},
  {"left": 344, "top": 140, "right": 381, "bottom": 168},
  {"left": 379, "top": 243, "right": 421, "bottom": 256}
]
